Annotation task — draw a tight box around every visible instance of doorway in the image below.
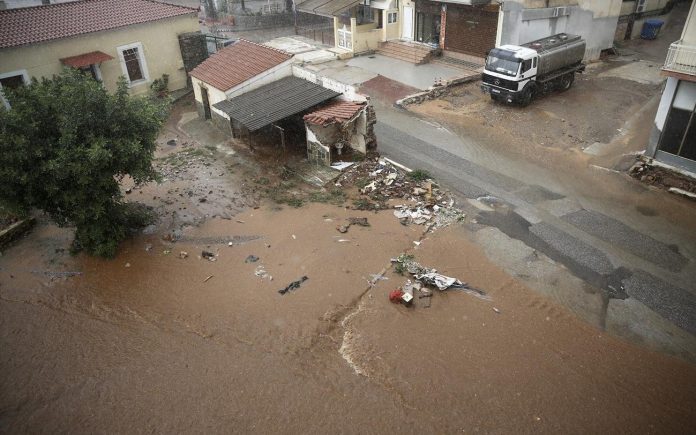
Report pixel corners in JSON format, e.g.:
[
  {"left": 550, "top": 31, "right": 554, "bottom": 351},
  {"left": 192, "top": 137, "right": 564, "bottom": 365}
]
[
  {"left": 402, "top": 6, "right": 413, "bottom": 40},
  {"left": 416, "top": 11, "right": 440, "bottom": 45},
  {"left": 201, "top": 86, "right": 211, "bottom": 120}
]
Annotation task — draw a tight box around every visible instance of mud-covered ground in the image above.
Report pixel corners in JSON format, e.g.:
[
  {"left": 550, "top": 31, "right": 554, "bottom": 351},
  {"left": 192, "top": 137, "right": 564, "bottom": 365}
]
[
  {"left": 2, "top": 99, "right": 696, "bottom": 433},
  {"left": 408, "top": 60, "right": 661, "bottom": 166}
]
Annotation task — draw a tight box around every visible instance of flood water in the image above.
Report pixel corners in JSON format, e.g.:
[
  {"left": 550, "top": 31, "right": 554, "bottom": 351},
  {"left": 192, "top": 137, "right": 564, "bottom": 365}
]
[
  {"left": 2, "top": 103, "right": 695, "bottom": 433},
  {"left": 2, "top": 203, "right": 696, "bottom": 433}
]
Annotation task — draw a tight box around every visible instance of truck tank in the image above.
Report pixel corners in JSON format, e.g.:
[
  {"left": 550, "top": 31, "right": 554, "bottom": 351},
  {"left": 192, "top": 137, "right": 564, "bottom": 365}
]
[{"left": 523, "top": 33, "right": 585, "bottom": 77}]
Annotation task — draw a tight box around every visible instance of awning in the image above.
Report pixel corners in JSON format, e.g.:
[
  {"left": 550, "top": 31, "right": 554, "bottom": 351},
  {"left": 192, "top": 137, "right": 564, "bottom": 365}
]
[
  {"left": 60, "top": 51, "right": 114, "bottom": 68},
  {"left": 214, "top": 76, "right": 341, "bottom": 132},
  {"left": 296, "top": 0, "right": 360, "bottom": 17}
]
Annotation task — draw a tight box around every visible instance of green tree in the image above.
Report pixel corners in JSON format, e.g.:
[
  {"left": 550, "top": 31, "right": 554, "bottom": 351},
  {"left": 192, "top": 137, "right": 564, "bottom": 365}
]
[{"left": 0, "top": 69, "right": 168, "bottom": 257}]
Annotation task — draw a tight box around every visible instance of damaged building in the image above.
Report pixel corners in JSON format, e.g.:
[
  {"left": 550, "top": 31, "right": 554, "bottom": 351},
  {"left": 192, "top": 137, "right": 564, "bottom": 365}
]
[
  {"left": 303, "top": 100, "right": 377, "bottom": 165},
  {"left": 189, "top": 38, "right": 376, "bottom": 165}
]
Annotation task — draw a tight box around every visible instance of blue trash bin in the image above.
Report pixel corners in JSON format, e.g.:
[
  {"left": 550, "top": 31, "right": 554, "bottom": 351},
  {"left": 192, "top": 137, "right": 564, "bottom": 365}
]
[{"left": 641, "top": 19, "right": 664, "bottom": 40}]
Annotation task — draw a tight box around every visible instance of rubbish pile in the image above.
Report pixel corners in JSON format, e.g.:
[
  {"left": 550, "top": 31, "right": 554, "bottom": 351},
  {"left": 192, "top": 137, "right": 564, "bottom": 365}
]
[
  {"left": 336, "top": 157, "right": 465, "bottom": 229},
  {"left": 629, "top": 158, "right": 696, "bottom": 199},
  {"left": 389, "top": 254, "right": 490, "bottom": 307}
]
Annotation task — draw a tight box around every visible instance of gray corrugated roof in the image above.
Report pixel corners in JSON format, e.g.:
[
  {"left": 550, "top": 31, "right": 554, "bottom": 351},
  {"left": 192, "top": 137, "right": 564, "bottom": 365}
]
[
  {"left": 296, "top": 0, "right": 359, "bottom": 17},
  {"left": 214, "top": 76, "right": 341, "bottom": 131}
]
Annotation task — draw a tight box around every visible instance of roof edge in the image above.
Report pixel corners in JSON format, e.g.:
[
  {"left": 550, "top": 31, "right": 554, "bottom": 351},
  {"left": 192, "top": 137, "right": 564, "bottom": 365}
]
[
  {"left": 0, "top": 9, "right": 198, "bottom": 50},
  {"left": 237, "top": 38, "right": 293, "bottom": 59}
]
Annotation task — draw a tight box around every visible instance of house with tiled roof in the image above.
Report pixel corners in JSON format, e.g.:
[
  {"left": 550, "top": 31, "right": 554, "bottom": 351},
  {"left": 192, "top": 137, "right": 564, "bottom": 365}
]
[
  {"left": 188, "top": 39, "right": 294, "bottom": 131},
  {"left": 0, "top": 0, "right": 200, "bottom": 104}
]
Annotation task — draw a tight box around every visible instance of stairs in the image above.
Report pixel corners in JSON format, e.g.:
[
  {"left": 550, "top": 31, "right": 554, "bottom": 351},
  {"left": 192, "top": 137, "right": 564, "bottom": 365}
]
[{"left": 377, "top": 40, "right": 440, "bottom": 65}]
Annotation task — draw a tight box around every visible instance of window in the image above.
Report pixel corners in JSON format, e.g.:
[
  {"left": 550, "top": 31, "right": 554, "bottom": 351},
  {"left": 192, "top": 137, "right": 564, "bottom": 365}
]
[
  {"left": 117, "top": 42, "right": 149, "bottom": 86},
  {"left": 0, "top": 69, "right": 29, "bottom": 109},
  {"left": 521, "top": 59, "right": 532, "bottom": 74},
  {"left": 357, "top": 0, "right": 374, "bottom": 25},
  {"left": 122, "top": 48, "right": 143, "bottom": 81},
  {"left": 388, "top": 12, "right": 398, "bottom": 24}
]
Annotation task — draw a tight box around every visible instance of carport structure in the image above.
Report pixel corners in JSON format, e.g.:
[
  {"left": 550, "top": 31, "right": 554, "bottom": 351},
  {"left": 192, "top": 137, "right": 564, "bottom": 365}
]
[{"left": 213, "top": 76, "right": 341, "bottom": 149}]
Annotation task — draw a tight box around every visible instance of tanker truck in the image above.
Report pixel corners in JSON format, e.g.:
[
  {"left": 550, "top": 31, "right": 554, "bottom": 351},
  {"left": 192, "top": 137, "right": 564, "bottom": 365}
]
[{"left": 481, "top": 33, "right": 586, "bottom": 106}]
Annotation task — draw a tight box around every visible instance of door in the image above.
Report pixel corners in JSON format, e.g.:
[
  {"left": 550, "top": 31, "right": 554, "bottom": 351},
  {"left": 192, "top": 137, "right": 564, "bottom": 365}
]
[
  {"left": 402, "top": 6, "right": 413, "bottom": 40},
  {"left": 200, "top": 86, "right": 211, "bottom": 120}
]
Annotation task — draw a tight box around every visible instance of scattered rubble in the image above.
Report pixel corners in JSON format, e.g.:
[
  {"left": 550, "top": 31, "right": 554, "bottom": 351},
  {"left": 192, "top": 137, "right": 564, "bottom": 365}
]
[
  {"left": 629, "top": 159, "right": 696, "bottom": 199},
  {"left": 245, "top": 255, "right": 259, "bottom": 263},
  {"left": 337, "top": 158, "right": 465, "bottom": 228},
  {"left": 391, "top": 254, "right": 490, "bottom": 304}
]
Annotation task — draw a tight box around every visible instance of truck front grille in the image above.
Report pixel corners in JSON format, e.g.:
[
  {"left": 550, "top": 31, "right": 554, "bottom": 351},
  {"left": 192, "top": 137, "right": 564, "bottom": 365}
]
[{"left": 482, "top": 74, "right": 518, "bottom": 91}]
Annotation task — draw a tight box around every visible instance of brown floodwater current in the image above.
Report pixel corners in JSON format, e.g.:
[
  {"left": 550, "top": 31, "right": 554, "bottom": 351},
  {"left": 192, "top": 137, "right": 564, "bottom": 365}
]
[{"left": 2, "top": 203, "right": 696, "bottom": 434}]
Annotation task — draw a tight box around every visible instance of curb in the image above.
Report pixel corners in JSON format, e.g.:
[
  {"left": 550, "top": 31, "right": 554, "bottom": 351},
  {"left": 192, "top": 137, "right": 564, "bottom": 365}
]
[
  {"left": 0, "top": 217, "right": 36, "bottom": 250},
  {"left": 395, "top": 74, "right": 481, "bottom": 108}
]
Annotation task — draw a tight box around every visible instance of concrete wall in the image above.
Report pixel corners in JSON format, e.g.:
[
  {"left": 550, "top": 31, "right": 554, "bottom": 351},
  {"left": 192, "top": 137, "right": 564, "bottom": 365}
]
[
  {"left": 292, "top": 65, "right": 365, "bottom": 101},
  {"left": 681, "top": 0, "right": 696, "bottom": 45},
  {"left": 498, "top": 1, "right": 621, "bottom": 60},
  {"left": 305, "top": 106, "right": 369, "bottom": 166},
  {"left": 0, "top": 14, "right": 199, "bottom": 96}
]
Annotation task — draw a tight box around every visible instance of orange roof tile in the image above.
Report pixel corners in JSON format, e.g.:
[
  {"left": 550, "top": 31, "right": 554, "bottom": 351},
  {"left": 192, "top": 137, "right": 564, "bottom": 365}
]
[
  {"left": 0, "top": 0, "right": 198, "bottom": 50},
  {"left": 303, "top": 100, "right": 366, "bottom": 126},
  {"left": 189, "top": 40, "right": 292, "bottom": 92}
]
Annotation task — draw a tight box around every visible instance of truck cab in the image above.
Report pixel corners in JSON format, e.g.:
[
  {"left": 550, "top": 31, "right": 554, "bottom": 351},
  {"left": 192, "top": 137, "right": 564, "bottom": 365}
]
[{"left": 481, "top": 46, "right": 539, "bottom": 104}]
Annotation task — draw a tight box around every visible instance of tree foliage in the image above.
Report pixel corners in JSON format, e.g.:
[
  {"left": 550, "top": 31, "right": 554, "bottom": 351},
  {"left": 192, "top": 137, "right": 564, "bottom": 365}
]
[{"left": 0, "top": 69, "right": 168, "bottom": 257}]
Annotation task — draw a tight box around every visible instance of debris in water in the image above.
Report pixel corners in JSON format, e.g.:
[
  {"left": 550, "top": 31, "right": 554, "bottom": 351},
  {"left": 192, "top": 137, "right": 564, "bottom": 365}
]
[
  {"left": 336, "top": 224, "right": 349, "bottom": 233},
  {"left": 254, "top": 265, "right": 272, "bottom": 280},
  {"left": 278, "top": 276, "right": 308, "bottom": 295},
  {"left": 179, "top": 251, "right": 188, "bottom": 259},
  {"left": 392, "top": 254, "right": 490, "bottom": 300},
  {"left": 245, "top": 255, "right": 259, "bottom": 263},
  {"left": 125, "top": 263, "right": 131, "bottom": 268},
  {"left": 144, "top": 243, "right": 153, "bottom": 252},
  {"left": 493, "top": 307, "right": 501, "bottom": 314},
  {"left": 389, "top": 289, "right": 404, "bottom": 303},
  {"left": 201, "top": 250, "right": 216, "bottom": 261},
  {"left": 203, "top": 275, "right": 213, "bottom": 283},
  {"left": 348, "top": 217, "right": 369, "bottom": 227}
]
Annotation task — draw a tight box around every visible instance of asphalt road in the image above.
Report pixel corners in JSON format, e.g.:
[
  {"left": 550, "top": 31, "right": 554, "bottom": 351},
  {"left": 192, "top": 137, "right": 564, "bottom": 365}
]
[{"left": 373, "top": 103, "right": 696, "bottom": 338}]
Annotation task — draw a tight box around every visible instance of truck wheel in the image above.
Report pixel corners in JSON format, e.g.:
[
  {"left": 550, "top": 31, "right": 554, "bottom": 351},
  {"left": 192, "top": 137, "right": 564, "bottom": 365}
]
[
  {"left": 559, "top": 73, "right": 575, "bottom": 92},
  {"left": 519, "top": 87, "right": 533, "bottom": 107}
]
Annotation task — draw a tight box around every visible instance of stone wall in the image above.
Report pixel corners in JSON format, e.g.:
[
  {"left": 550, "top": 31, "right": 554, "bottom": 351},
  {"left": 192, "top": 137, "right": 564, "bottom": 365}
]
[{"left": 178, "top": 31, "right": 209, "bottom": 87}]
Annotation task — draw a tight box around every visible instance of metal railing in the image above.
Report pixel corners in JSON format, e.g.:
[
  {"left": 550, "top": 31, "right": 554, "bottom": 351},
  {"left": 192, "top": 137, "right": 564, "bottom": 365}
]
[{"left": 663, "top": 40, "right": 696, "bottom": 76}]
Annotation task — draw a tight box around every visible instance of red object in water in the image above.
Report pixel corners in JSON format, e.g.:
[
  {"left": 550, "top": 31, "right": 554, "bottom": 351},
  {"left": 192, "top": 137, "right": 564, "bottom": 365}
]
[{"left": 389, "top": 290, "right": 404, "bottom": 303}]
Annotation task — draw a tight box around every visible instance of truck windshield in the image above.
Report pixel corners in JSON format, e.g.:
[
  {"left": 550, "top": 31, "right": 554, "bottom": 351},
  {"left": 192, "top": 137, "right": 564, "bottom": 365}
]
[{"left": 485, "top": 56, "right": 520, "bottom": 77}]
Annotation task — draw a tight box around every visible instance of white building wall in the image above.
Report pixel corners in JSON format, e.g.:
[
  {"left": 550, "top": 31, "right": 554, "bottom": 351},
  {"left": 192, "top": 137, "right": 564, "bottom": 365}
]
[{"left": 498, "top": 0, "right": 621, "bottom": 60}]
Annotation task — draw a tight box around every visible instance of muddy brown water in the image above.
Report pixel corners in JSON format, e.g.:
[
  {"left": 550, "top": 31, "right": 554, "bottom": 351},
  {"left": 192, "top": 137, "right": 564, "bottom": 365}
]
[
  {"left": 2, "top": 98, "right": 695, "bottom": 433},
  {"left": 2, "top": 203, "right": 696, "bottom": 433}
]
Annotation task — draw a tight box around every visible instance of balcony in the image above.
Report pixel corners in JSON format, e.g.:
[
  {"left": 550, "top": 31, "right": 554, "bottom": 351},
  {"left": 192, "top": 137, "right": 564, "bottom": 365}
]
[{"left": 663, "top": 40, "right": 696, "bottom": 76}]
